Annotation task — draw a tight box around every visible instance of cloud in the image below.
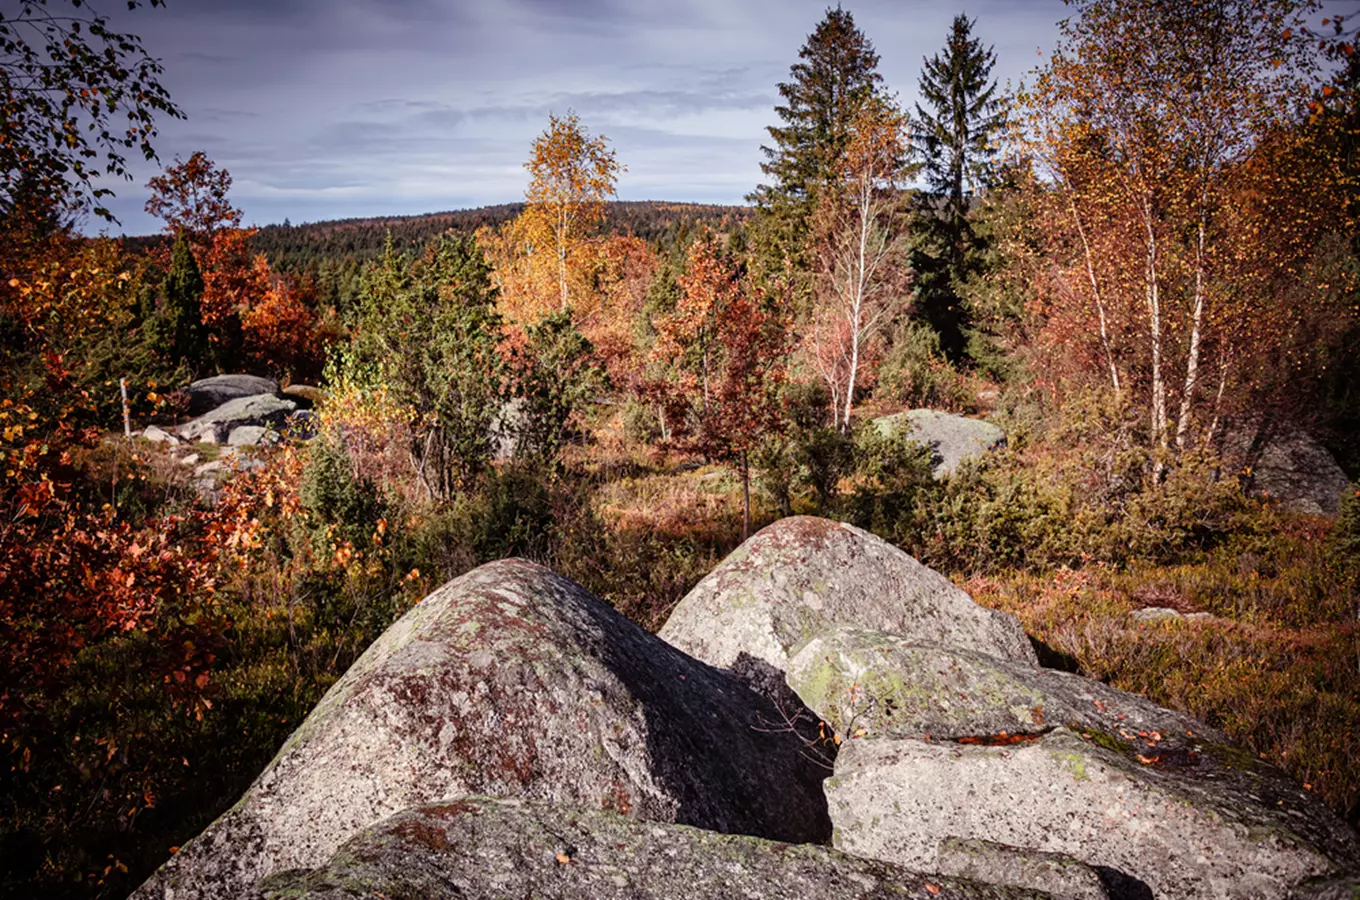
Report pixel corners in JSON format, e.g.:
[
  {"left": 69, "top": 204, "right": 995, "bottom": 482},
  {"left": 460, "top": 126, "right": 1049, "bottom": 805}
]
[{"left": 91, "top": 0, "right": 1071, "bottom": 235}]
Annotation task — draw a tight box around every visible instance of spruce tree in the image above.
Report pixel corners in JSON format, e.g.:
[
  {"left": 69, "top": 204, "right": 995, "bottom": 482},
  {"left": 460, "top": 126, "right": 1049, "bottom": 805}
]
[
  {"left": 912, "top": 14, "right": 1003, "bottom": 362},
  {"left": 748, "top": 6, "right": 883, "bottom": 293},
  {"left": 164, "top": 232, "right": 208, "bottom": 374}
]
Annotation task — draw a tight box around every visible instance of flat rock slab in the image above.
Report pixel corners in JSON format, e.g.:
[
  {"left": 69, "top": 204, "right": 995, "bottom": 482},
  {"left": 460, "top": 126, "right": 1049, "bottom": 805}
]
[
  {"left": 260, "top": 796, "right": 1050, "bottom": 900},
  {"left": 873, "top": 409, "right": 1006, "bottom": 478},
  {"left": 1288, "top": 874, "right": 1360, "bottom": 899},
  {"left": 178, "top": 394, "right": 297, "bottom": 444},
  {"left": 787, "top": 627, "right": 1217, "bottom": 744},
  {"left": 227, "top": 425, "right": 269, "bottom": 446},
  {"left": 658, "top": 517, "right": 1036, "bottom": 674},
  {"left": 185, "top": 374, "right": 280, "bottom": 415},
  {"left": 134, "top": 560, "right": 832, "bottom": 900},
  {"left": 936, "top": 838, "right": 1110, "bottom": 900},
  {"left": 827, "top": 728, "right": 1360, "bottom": 900},
  {"left": 282, "top": 383, "right": 326, "bottom": 407}
]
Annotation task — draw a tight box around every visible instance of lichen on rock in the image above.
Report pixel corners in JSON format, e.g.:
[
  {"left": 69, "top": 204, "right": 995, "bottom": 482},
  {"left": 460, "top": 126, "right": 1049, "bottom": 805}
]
[
  {"left": 133, "top": 560, "right": 832, "bottom": 900},
  {"left": 658, "top": 517, "right": 1036, "bottom": 675}
]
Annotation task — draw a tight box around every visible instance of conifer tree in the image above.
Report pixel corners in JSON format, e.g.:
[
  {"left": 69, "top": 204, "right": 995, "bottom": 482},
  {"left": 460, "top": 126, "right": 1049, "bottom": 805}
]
[
  {"left": 164, "top": 232, "right": 208, "bottom": 374},
  {"left": 912, "top": 14, "right": 1004, "bottom": 362},
  {"left": 749, "top": 6, "right": 884, "bottom": 293}
]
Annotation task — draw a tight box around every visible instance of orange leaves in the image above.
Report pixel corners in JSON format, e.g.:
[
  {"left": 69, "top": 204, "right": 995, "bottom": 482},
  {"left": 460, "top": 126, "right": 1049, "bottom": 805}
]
[
  {"left": 522, "top": 111, "right": 623, "bottom": 309},
  {"left": 240, "top": 253, "right": 318, "bottom": 376},
  {"left": 144, "top": 151, "right": 243, "bottom": 241}
]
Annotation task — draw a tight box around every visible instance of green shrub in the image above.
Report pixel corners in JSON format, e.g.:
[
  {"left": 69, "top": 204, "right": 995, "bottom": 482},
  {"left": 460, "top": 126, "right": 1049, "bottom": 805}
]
[
  {"left": 849, "top": 421, "right": 936, "bottom": 537},
  {"left": 877, "top": 321, "right": 973, "bottom": 410},
  {"left": 299, "top": 438, "right": 387, "bottom": 550},
  {"left": 621, "top": 397, "right": 662, "bottom": 445},
  {"left": 469, "top": 465, "right": 555, "bottom": 562}
]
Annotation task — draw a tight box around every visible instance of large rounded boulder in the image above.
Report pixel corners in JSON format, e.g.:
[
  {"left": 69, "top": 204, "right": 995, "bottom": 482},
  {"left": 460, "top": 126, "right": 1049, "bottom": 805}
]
[
  {"left": 260, "top": 796, "right": 1049, "bottom": 900},
  {"left": 133, "top": 560, "right": 832, "bottom": 899},
  {"left": 658, "top": 517, "right": 1036, "bottom": 673}
]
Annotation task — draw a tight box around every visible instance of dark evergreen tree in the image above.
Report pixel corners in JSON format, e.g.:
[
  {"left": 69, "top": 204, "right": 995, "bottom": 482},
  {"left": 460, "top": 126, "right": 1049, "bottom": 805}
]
[
  {"left": 911, "top": 14, "right": 1004, "bottom": 363},
  {"left": 748, "top": 6, "right": 883, "bottom": 294},
  {"left": 164, "top": 232, "right": 208, "bottom": 374},
  {"left": 352, "top": 233, "right": 507, "bottom": 498}
]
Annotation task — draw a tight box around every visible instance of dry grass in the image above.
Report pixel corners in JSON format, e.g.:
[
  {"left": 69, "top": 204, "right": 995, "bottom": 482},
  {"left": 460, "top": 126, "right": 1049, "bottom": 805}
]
[{"left": 964, "top": 555, "right": 1360, "bottom": 826}]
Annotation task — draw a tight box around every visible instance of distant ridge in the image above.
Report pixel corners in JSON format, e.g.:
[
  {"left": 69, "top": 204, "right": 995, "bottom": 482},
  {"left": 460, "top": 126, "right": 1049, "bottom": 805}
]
[{"left": 122, "top": 200, "right": 752, "bottom": 274}]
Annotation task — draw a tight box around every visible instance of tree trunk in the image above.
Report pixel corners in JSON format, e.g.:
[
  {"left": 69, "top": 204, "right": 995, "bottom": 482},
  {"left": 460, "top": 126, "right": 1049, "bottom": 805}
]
[
  {"left": 1067, "top": 192, "right": 1121, "bottom": 398},
  {"left": 558, "top": 201, "right": 570, "bottom": 309},
  {"left": 1142, "top": 200, "right": 1168, "bottom": 454},
  {"left": 741, "top": 450, "right": 751, "bottom": 541},
  {"left": 1176, "top": 209, "right": 1210, "bottom": 451}
]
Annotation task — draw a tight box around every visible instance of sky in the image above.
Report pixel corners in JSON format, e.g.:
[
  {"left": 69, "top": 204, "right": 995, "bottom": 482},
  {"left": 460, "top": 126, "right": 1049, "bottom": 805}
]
[{"left": 90, "top": 0, "right": 1073, "bottom": 236}]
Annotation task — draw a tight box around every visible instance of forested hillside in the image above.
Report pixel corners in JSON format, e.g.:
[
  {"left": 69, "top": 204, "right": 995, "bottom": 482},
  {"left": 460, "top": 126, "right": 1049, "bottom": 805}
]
[{"left": 3, "top": 1, "right": 1359, "bottom": 898}]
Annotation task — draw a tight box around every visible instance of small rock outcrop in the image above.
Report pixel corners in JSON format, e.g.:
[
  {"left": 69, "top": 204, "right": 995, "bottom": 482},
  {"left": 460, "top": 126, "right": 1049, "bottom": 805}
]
[
  {"left": 134, "top": 560, "right": 832, "bottom": 899},
  {"left": 282, "top": 383, "right": 327, "bottom": 407},
  {"left": 227, "top": 425, "right": 270, "bottom": 447},
  {"left": 184, "top": 374, "right": 280, "bottom": 415},
  {"left": 658, "top": 517, "right": 1036, "bottom": 673},
  {"left": 177, "top": 394, "right": 297, "bottom": 444},
  {"left": 259, "top": 797, "right": 1047, "bottom": 900},
  {"left": 872, "top": 409, "right": 1006, "bottom": 478},
  {"left": 1221, "top": 423, "right": 1351, "bottom": 516}
]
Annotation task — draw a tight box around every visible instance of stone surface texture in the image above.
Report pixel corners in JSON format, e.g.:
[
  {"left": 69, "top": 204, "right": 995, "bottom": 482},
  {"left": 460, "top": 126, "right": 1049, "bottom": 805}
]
[
  {"left": 184, "top": 374, "right": 279, "bottom": 415},
  {"left": 658, "top": 517, "right": 1036, "bottom": 673},
  {"left": 259, "top": 797, "right": 1049, "bottom": 900},
  {"left": 872, "top": 409, "right": 1007, "bottom": 478},
  {"left": 227, "top": 425, "right": 269, "bottom": 446},
  {"left": 935, "top": 838, "right": 1110, "bottom": 900},
  {"left": 133, "top": 560, "right": 832, "bottom": 900},
  {"left": 827, "top": 727, "right": 1360, "bottom": 900},
  {"left": 177, "top": 394, "right": 297, "bottom": 444}
]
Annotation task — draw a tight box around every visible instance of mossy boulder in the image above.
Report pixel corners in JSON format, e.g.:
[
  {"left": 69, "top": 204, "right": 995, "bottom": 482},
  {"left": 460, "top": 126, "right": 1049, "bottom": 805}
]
[
  {"left": 827, "top": 728, "right": 1360, "bottom": 900},
  {"left": 133, "top": 560, "right": 832, "bottom": 899},
  {"left": 259, "top": 796, "right": 1051, "bottom": 899},
  {"left": 658, "top": 517, "right": 1036, "bottom": 675},
  {"left": 786, "top": 627, "right": 1213, "bottom": 743}
]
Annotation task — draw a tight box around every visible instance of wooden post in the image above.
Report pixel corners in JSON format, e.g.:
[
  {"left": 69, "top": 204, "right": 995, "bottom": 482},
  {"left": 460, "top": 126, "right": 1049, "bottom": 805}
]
[{"left": 120, "top": 377, "right": 131, "bottom": 439}]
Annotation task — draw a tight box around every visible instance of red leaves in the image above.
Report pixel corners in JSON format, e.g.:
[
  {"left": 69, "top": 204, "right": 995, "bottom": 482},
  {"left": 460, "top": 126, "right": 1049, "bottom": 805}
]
[
  {"left": 144, "top": 151, "right": 243, "bottom": 241},
  {"left": 956, "top": 731, "right": 1042, "bottom": 746}
]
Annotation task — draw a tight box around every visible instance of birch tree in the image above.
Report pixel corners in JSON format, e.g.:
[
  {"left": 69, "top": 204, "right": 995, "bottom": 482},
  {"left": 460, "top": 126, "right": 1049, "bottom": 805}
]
[
  {"left": 524, "top": 111, "right": 621, "bottom": 310},
  {"left": 1020, "top": 0, "right": 1318, "bottom": 454},
  {"left": 810, "top": 94, "right": 914, "bottom": 431}
]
